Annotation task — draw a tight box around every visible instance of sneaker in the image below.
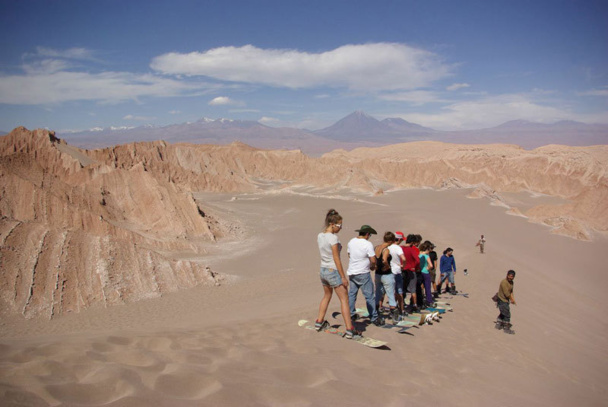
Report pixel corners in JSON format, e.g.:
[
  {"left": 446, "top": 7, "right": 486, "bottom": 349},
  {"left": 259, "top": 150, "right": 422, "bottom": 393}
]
[
  {"left": 345, "top": 328, "right": 362, "bottom": 339},
  {"left": 495, "top": 321, "right": 504, "bottom": 330},
  {"left": 314, "top": 320, "right": 329, "bottom": 332},
  {"left": 391, "top": 309, "right": 401, "bottom": 321},
  {"left": 372, "top": 317, "right": 386, "bottom": 327}
]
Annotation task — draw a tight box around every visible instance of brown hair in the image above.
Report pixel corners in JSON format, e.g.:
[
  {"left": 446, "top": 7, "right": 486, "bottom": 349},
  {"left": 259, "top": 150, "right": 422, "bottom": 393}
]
[
  {"left": 324, "top": 209, "right": 342, "bottom": 229},
  {"left": 383, "top": 231, "right": 396, "bottom": 243},
  {"left": 419, "top": 241, "right": 433, "bottom": 252}
]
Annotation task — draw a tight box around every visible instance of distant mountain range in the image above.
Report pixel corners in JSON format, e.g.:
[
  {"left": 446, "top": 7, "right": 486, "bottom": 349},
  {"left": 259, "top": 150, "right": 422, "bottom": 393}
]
[
  {"left": 57, "top": 111, "right": 608, "bottom": 155},
  {"left": 314, "top": 110, "right": 436, "bottom": 142}
]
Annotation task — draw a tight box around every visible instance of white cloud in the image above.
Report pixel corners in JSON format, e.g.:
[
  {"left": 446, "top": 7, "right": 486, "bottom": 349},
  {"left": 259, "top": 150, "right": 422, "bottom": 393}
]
[
  {"left": 34, "top": 46, "right": 98, "bottom": 61},
  {"left": 22, "top": 59, "right": 73, "bottom": 74},
  {"left": 0, "top": 70, "right": 214, "bottom": 105},
  {"left": 399, "top": 94, "right": 578, "bottom": 130},
  {"left": 208, "top": 96, "right": 242, "bottom": 106},
  {"left": 578, "top": 87, "right": 608, "bottom": 97},
  {"left": 446, "top": 83, "right": 470, "bottom": 91},
  {"left": 123, "top": 114, "right": 156, "bottom": 121},
  {"left": 0, "top": 47, "right": 221, "bottom": 105},
  {"left": 378, "top": 90, "right": 444, "bottom": 105},
  {"left": 229, "top": 108, "right": 260, "bottom": 113},
  {"left": 259, "top": 116, "right": 280, "bottom": 125},
  {"left": 151, "top": 43, "right": 453, "bottom": 91}
]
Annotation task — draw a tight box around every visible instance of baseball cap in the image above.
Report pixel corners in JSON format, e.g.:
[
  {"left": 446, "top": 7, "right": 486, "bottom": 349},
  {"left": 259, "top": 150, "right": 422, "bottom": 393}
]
[{"left": 395, "top": 231, "right": 405, "bottom": 240}]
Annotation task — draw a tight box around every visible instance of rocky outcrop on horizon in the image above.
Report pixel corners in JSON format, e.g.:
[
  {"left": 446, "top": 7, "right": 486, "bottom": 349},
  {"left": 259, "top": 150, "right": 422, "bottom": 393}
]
[
  {"left": 323, "top": 142, "right": 607, "bottom": 240},
  {"left": 1, "top": 127, "right": 606, "bottom": 318}
]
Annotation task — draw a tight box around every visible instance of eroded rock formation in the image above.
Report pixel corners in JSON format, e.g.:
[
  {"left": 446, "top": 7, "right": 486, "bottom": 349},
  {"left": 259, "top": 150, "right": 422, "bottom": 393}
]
[
  {"left": 1, "top": 128, "right": 606, "bottom": 318},
  {"left": 0, "top": 128, "right": 224, "bottom": 319}
]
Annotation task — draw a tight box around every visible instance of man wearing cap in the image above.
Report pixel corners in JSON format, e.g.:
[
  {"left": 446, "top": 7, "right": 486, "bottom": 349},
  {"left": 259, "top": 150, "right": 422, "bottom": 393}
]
[
  {"left": 495, "top": 270, "right": 517, "bottom": 334},
  {"left": 347, "top": 225, "right": 385, "bottom": 326}
]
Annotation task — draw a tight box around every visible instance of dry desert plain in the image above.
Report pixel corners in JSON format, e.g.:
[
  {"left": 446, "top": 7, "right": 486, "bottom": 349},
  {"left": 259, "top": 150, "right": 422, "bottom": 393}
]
[{"left": 0, "top": 128, "right": 607, "bottom": 406}]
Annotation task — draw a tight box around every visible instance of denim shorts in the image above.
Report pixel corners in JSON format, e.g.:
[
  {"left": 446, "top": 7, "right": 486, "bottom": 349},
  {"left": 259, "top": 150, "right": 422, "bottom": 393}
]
[
  {"left": 441, "top": 271, "right": 455, "bottom": 284},
  {"left": 394, "top": 273, "right": 404, "bottom": 295},
  {"left": 320, "top": 267, "right": 343, "bottom": 288}
]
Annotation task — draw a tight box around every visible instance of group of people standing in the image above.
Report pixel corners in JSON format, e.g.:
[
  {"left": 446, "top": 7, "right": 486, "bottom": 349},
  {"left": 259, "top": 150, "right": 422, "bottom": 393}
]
[{"left": 315, "top": 209, "right": 459, "bottom": 338}]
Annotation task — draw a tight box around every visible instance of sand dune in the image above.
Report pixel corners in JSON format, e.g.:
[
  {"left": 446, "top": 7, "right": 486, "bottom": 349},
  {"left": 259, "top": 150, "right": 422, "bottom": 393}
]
[{"left": 1, "top": 189, "right": 607, "bottom": 406}]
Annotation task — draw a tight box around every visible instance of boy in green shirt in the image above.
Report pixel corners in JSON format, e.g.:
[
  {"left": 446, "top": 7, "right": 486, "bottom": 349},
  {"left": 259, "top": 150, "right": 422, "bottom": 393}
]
[{"left": 496, "top": 270, "right": 516, "bottom": 334}]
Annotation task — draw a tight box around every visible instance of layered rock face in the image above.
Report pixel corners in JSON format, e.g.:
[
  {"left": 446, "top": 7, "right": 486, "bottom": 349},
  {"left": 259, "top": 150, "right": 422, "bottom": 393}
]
[
  {"left": 0, "top": 128, "right": 223, "bottom": 319},
  {"left": 1, "top": 128, "right": 605, "bottom": 318}
]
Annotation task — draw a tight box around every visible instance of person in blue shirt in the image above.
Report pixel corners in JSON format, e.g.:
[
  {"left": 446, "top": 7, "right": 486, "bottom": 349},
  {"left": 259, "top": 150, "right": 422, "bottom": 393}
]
[{"left": 438, "top": 247, "right": 457, "bottom": 295}]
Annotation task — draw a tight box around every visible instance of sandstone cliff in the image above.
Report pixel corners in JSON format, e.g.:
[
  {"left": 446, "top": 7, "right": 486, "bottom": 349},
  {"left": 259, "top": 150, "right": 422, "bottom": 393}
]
[{"left": 0, "top": 128, "right": 223, "bottom": 319}]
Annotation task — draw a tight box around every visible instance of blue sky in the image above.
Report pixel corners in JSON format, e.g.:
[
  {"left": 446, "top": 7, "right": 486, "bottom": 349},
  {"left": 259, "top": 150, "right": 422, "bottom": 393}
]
[{"left": 1, "top": 0, "right": 607, "bottom": 133}]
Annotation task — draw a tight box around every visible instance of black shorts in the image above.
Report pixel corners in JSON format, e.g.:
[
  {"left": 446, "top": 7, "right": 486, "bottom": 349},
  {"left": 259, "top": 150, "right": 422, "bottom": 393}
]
[{"left": 404, "top": 270, "right": 417, "bottom": 293}]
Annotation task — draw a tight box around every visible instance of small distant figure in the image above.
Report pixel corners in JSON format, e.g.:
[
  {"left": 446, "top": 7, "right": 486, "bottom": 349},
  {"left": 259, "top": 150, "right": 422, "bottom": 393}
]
[
  {"left": 495, "top": 270, "right": 516, "bottom": 334},
  {"left": 476, "top": 235, "right": 486, "bottom": 254}
]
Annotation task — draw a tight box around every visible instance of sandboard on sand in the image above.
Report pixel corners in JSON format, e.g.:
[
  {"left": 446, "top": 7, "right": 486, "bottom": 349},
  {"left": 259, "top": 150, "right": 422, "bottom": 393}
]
[
  {"left": 381, "top": 320, "right": 418, "bottom": 330},
  {"left": 298, "top": 320, "right": 387, "bottom": 348},
  {"left": 426, "top": 307, "right": 448, "bottom": 314}
]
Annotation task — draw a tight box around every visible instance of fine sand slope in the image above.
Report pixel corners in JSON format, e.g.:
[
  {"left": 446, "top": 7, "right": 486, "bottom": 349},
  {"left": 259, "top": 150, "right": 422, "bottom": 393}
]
[{"left": 1, "top": 190, "right": 607, "bottom": 406}]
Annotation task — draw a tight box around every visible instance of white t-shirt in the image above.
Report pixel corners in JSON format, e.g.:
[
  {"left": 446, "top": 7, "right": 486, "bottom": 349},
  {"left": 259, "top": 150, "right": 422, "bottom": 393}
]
[
  {"left": 318, "top": 232, "right": 339, "bottom": 269},
  {"left": 347, "top": 237, "right": 375, "bottom": 276},
  {"left": 388, "top": 244, "right": 404, "bottom": 275}
]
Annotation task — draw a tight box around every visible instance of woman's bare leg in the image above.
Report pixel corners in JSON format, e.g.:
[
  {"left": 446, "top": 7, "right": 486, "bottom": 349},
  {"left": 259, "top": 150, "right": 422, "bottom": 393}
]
[
  {"left": 335, "top": 285, "right": 354, "bottom": 331},
  {"left": 316, "top": 285, "right": 333, "bottom": 322}
]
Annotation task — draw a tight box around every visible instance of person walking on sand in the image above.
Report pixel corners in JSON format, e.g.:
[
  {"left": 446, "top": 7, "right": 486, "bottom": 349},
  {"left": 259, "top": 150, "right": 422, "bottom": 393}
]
[
  {"left": 438, "top": 247, "right": 457, "bottom": 295},
  {"left": 495, "top": 270, "right": 517, "bottom": 334},
  {"left": 347, "top": 225, "right": 385, "bottom": 326},
  {"left": 315, "top": 209, "right": 361, "bottom": 339},
  {"left": 374, "top": 232, "right": 398, "bottom": 321},
  {"left": 476, "top": 234, "right": 486, "bottom": 254}
]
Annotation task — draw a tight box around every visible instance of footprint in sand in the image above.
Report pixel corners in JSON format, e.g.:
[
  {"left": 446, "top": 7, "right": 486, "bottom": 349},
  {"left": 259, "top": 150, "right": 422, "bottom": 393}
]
[
  {"left": 106, "top": 336, "right": 135, "bottom": 346},
  {"left": 45, "top": 367, "right": 136, "bottom": 405},
  {"left": 104, "top": 350, "right": 159, "bottom": 368},
  {"left": 135, "top": 336, "right": 177, "bottom": 352},
  {"left": 153, "top": 367, "right": 222, "bottom": 400},
  {"left": 0, "top": 388, "right": 49, "bottom": 407}
]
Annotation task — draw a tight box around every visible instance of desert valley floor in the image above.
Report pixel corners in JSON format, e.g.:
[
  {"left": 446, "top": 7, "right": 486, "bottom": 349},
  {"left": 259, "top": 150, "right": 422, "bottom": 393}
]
[{"left": 1, "top": 188, "right": 607, "bottom": 406}]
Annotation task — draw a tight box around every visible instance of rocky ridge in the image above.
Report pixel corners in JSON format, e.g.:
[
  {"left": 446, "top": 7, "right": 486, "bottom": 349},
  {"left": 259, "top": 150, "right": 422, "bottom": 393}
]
[{"left": 0, "top": 128, "right": 225, "bottom": 319}]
